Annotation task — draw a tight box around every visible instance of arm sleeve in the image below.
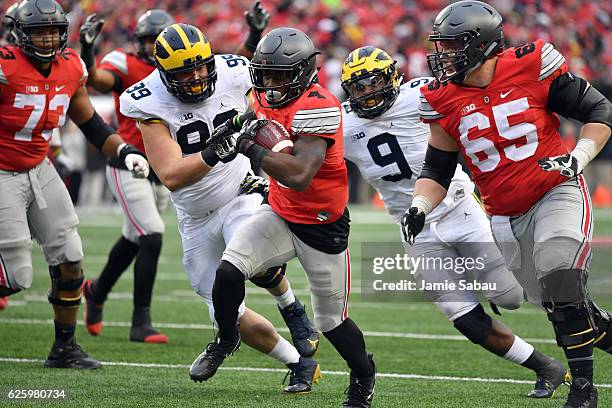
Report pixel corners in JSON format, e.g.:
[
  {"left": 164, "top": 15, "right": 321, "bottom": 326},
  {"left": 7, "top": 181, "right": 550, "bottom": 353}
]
[{"left": 548, "top": 73, "right": 612, "bottom": 128}]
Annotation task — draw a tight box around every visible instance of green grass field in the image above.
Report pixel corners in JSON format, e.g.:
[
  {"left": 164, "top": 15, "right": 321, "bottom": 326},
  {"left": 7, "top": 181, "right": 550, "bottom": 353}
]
[{"left": 1, "top": 206, "right": 611, "bottom": 407}]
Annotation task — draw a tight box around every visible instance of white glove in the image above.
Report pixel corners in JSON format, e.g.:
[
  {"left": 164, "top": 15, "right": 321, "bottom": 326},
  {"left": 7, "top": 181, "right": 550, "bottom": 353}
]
[
  {"left": 55, "top": 153, "right": 75, "bottom": 173},
  {"left": 124, "top": 154, "right": 150, "bottom": 178}
]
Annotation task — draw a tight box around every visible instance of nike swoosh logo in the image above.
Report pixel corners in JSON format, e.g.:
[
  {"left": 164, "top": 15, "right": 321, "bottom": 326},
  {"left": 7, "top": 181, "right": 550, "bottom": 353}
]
[
  {"left": 500, "top": 89, "right": 514, "bottom": 98},
  {"left": 55, "top": 85, "right": 65, "bottom": 92}
]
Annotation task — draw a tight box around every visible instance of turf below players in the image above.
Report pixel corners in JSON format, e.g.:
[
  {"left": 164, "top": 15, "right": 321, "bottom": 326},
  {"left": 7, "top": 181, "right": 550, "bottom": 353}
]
[
  {"left": 120, "top": 23, "right": 320, "bottom": 393},
  {"left": 405, "top": 2, "right": 612, "bottom": 407},
  {"left": 341, "top": 46, "right": 568, "bottom": 399}
]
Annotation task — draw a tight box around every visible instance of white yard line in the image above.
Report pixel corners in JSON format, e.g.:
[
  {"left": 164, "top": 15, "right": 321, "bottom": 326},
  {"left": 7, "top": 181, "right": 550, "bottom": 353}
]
[
  {"left": 0, "top": 317, "right": 557, "bottom": 344},
  {"left": 1, "top": 357, "right": 611, "bottom": 388}
]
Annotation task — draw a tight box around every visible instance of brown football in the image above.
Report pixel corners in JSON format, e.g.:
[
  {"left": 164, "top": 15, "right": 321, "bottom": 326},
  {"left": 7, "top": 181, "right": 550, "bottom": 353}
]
[{"left": 254, "top": 119, "right": 294, "bottom": 154}]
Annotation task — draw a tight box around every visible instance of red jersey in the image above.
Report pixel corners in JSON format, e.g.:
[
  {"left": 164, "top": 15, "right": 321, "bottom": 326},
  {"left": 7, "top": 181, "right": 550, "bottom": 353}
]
[
  {"left": 98, "top": 49, "right": 154, "bottom": 152},
  {"left": 254, "top": 83, "right": 348, "bottom": 224},
  {"left": 420, "top": 39, "right": 568, "bottom": 216},
  {"left": 0, "top": 46, "right": 87, "bottom": 171}
]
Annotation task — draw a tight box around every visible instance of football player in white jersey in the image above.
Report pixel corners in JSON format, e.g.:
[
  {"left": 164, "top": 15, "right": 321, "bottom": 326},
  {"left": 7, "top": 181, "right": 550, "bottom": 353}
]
[
  {"left": 119, "top": 23, "right": 320, "bottom": 393},
  {"left": 341, "top": 46, "right": 567, "bottom": 398}
]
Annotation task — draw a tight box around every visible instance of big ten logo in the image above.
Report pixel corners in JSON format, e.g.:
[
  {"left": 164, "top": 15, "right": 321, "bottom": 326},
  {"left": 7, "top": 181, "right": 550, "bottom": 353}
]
[{"left": 461, "top": 104, "right": 477, "bottom": 115}]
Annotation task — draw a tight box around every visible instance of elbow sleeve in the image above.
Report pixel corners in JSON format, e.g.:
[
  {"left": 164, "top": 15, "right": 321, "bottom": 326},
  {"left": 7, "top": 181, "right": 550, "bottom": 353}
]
[
  {"left": 417, "top": 144, "right": 459, "bottom": 190},
  {"left": 548, "top": 73, "right": 612, "bottom": 128},
  {"left": 77, "top": 111, "right": 116, "bottom": 152}
]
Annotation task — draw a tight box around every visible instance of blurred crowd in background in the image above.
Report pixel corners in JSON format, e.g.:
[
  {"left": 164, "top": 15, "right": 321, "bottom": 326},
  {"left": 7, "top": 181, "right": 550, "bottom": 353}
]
[{"left": 3, "top": 0, "right": 610, "bottom": 207}]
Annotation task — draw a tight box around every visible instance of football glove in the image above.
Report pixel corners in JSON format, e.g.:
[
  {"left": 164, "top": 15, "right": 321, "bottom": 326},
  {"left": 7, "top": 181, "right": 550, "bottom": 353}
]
[
  {"left": 55, "top": 153, "right": 75, "bottom": 176},
  {"left": 79, "top": 14, "right": 104, "bottom": 48},
  {"left": 118, "top": 143, "right": 149, "bottom": 179},
  {"left": 233, "top": 119, "right": 267, "bottom": 154},
  {"left": 401, "top": 207, "right": 426, "bottom": 245},
  {"left": 538, "top": 154, "right": 580, "bottom": 178},
  {"left": 241, "top": 174, "right": 269, "bottom": 196},
  {"left": 245, "top": 1, "right": 270, "bottom": 33}
]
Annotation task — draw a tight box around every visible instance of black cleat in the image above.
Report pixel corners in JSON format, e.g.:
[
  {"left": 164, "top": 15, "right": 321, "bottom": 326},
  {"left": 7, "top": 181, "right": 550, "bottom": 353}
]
[
  {"left": 283, "top": 356, "right": 322, "bottom": 394},
  {"left": 44, "top": 338, "right": 101, "bottom": 369},
  {"left": 343, "top": 353, "right": 376, "bottom": 408},
  {"left": 562, "top": 377, "right": 598, "bottom": 408},
  {"left": 279, "top": 299, "right": 320, "bottom": 357},
  {"left": 528, "top": 358, "right": 570, "bottom": 398},
  {"left": 129, "top": 307, "right": 168, "bottom": 344},
  {"left": 83, "top": 279, "right": 103, "bottom": 336},
  {"left": 189, "top": 335, "right": 240, "bottom": 382}
]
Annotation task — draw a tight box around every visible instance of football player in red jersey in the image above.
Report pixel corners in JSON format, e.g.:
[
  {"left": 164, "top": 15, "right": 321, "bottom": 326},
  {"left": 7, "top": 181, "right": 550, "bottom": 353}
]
[
  {"left": 203, "top": 28, "right": 376, "bottom": 408},
  {"left": 77, "top": 2, "right": 272, "bottom": 344},
  {"left": 0, "top": 0, "right": 150, "bottom": 368},
  {"left": 78, "top": 9, "right": 176, "bottom": 344},
  {"left": 404, "top": 2, "right": 611, "bottom": 407}
]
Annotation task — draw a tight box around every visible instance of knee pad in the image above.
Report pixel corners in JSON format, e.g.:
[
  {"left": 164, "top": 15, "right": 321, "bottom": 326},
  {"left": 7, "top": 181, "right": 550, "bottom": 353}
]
[
  {"left": 453, "top": 304, "right": 493, "bottom": 345},
  {"left": 547, "top": 302, "right": 597, "bottom": 350},
  {"left": 48, "top": 265, "right": 83, "bottom": 308},
  {"left": 249, "top": 264, "right": 286, "bottom": 289},
  {"left": 138, "top": 233, "right": 163, "bottom": 254},
  {"left": 540, "top": 268, "right": 588, "bottom": 305}
]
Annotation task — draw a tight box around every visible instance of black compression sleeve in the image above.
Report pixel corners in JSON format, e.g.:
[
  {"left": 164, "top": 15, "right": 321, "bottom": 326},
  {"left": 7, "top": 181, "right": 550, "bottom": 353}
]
[
  {"left": 77, "top": 111, "right": 115, "bottom": 152},
  {"left": 548, "top": 73, "right": 612, "bottom": 128},
  {"left": 417, "top": 144, "right": 459, "bottom": 190}
]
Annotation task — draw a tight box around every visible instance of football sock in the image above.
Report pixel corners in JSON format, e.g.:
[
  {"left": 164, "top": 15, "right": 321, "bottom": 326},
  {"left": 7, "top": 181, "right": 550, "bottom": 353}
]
[
  {"left": 323, "top": 318, "right": 373, "bottom": 378},
  {"left": 268, "top": 336, "right": 300, "bottom": 365},
  {"left": 54, "top": 320, "right": 75, "bottom": 343},
  {"left": 133, "top": 234, "right": 162, "bottom": 309},
  {"left": 213, "top": 261, "right": 246, "bottom": 343},
  {"left": 566, "top": 345, "right": 594, "bottom": 382},
  {"left": 504, "top": 335, "right": 535, "bottom": 365},
  {"left": 94, "top": 236, "right": 139, "bottom": 304},
  {"left": 521, "top": 349, "right": 554, "bottom": 373},
  {"left": 274, "top": 282, "right": 296, "bottom": 309}
]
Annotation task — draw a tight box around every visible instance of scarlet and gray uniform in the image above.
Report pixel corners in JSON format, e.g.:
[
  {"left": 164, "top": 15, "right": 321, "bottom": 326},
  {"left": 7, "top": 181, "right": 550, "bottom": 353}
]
[
  {"left": 0, "top": 46, "right": 87, "bottom": 289},
  {"left": 344, "top": 78, "right": 523, "bottom": 320},
  {"left": 419, "top": 40, "right": 591, "bottom": 304},
  {"left": 98, "top": 48, "right": 168, "bottom": 242},
  {"left": 222, "top": 83, "right": 350, "bottom": 332}
]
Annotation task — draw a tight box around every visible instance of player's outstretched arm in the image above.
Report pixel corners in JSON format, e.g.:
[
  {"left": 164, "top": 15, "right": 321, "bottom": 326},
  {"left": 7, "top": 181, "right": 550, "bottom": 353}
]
[
  {"left": 234, "top": 0, "right": 271, "bottom": 59},
  {"left": 138, "top": 120, "right": 217, "bottom": 191},
  {"left": 404, "top": 122, "right": 458, "bottom": 243},
  {"left": 79, "top": 14, "right": 117, "bottom": 93},
  {"left": 67, "top": 86, "right": 149, "bottom": 178},
  {"left": 538, "top": 73, "right": 611, "bottom": 177}
]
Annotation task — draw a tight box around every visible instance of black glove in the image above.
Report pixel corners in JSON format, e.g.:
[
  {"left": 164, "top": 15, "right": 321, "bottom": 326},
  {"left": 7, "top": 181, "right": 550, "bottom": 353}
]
[
  {"left": 401, "top": 207, "right": 426, "bottom": 245},
  {"left": 79, "top": 14, "right": 104, "bottom": 68},
  {"left": 537, "top": 154, "right": 580, "bottom": 178},
  {"left": 201, "top": 137, "right": 238, "bottom": 167},
  {"left": 235, "top": 119, "right": 267, "bottom": 154},
  {"left": 207, "top": 111, "right": 256, "bottom": 145},
  {"left": 244, "top": 1, "right": 270, "bottom": 53},
  {"left": 245, "top": 1, "right": 270, "bottom": 33},
  {"left": 240, "top": 174, "right": 269, "bottom": 196}
]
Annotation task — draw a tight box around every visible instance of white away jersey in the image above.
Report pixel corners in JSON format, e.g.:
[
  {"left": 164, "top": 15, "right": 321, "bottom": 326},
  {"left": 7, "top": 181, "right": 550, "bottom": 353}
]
[
  {"left": 120, "top": 54, "right": 253, "bottom": 217},
  {"left": 343, "top": 77, "right": 474, "bottom": 224}
]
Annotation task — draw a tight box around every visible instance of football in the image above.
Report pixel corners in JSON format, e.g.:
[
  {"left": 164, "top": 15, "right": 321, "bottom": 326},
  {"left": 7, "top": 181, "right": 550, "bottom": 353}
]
[{"left": 254, "top": 119, "right": 294, "bottom": 154}]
